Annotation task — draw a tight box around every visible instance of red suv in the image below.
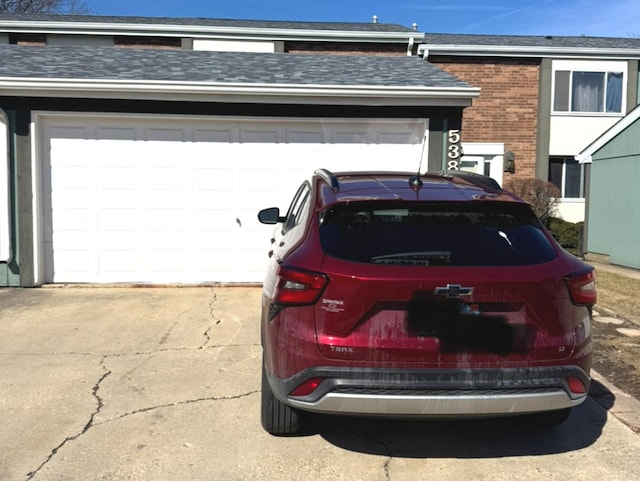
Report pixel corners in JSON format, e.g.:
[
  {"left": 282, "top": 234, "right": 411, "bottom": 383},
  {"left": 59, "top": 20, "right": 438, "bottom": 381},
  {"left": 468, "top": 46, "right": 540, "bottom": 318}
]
[{"left": 258, "top": 170, "right": 595, "bottom": 435}]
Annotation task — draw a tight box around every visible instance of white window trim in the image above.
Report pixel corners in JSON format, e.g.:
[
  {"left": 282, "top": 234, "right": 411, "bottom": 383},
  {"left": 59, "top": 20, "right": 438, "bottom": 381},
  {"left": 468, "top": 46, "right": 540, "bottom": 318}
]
[
  {"left": 0, "top": 109, "right": 11, "bottom": 263},
  {"left": 551, "top": 60, "right": 628, "bottom": 116}
]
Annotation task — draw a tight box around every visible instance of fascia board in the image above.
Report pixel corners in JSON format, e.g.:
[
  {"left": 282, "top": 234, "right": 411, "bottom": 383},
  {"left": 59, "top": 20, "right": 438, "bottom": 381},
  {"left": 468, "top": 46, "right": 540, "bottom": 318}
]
[
  {"left": 420, "top": 44, "right": 640, "bottom": 59},
  {"left": 0, "top": 78, "right": 479, "bottom": 106},
  {"left": 0, "top": 20, "right": 423, "bottom": 43},
  {"left": 575, "top": 105, "right": 640, "bottom": 163}
]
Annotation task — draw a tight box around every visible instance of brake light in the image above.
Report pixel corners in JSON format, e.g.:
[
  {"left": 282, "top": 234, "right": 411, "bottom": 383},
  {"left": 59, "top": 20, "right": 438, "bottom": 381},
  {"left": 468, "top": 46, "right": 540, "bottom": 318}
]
[
  {"left": 274, "top": 266, "right": 329, "bottom": 305},
  {"left": 566, "top": 269, "right": 597, "bottom": 305}
]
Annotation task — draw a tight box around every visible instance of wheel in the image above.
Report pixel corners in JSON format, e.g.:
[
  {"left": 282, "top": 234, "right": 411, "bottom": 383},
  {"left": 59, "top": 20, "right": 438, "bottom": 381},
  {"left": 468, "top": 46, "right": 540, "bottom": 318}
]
[
  {"left": 261, "top": 360, "right": 302, "bottom": 436},
  {"left": 523, "top": 408, "right": 572, "bottom": 427}
]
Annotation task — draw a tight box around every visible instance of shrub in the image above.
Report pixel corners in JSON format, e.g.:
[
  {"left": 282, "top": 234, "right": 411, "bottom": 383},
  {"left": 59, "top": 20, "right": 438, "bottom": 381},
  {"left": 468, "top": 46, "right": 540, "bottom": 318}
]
[
  {"left": 505, "top": 178, "right": 560, "bottom": 226},
  {"left": 547, "top": 217, "right": 583, "bottom": 251}
]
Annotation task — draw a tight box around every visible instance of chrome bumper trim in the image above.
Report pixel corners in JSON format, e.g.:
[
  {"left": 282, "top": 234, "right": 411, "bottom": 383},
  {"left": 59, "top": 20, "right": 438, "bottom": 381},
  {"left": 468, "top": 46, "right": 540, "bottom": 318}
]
[{"left": 288, "top": 390, "right": 585, "bottom": 416}]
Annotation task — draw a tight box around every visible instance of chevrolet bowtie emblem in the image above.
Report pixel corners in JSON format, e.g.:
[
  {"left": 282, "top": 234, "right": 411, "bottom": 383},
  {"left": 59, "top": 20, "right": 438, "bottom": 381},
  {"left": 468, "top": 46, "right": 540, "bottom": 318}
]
[{"left": 434, "top": 284, "right": 474, "bottom": 298}]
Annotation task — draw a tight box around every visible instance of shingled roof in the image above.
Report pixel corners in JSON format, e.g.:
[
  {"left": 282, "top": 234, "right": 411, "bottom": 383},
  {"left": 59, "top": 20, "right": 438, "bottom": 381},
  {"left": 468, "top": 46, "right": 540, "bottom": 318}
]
[
  {"left": 422, "top": 33, "right": 640, "bottom": 57},
  {"left": 0, "top": 45, "right": 478, "bottom": 106},
  {"left": 0, "top": 13, "right": 416, "bottom": 33}
]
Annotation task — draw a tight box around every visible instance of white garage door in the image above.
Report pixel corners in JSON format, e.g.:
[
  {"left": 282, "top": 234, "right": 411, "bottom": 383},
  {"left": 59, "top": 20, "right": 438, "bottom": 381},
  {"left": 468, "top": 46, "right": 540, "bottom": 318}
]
[{"left": 38, "top": 114, "right": 427, "bottom": 284}]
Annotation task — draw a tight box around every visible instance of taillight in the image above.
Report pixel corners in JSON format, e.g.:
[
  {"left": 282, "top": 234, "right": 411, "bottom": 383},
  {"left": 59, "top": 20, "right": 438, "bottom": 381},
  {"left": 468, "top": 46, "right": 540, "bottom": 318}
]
[
  {"left": 566, "top": 269, "right": 597, "bottom": 305},
  {"left": 274, "top": 266, "right": 329, "bottom": 306}
]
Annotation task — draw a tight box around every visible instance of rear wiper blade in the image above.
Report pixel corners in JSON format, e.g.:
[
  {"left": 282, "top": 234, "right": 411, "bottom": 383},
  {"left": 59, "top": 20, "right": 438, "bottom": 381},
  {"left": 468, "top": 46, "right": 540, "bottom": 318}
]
[{"left": 371, "top": 251, "right": 452, "bottom": 265}]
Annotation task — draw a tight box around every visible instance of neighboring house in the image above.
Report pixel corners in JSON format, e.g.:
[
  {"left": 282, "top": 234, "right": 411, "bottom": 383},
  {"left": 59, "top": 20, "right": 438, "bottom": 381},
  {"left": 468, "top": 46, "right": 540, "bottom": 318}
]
[
  {"left": 420, "top": 34, "right": 640, "bottom": 223},
  {"left": 0, "top": 15, "right": 477, "bottom": 286},
  {"left": 0, "top": 14, "right": 639, "bottom": 286},
  {"left": 575, "top": 104, "right": 640, "bottom": 270}
]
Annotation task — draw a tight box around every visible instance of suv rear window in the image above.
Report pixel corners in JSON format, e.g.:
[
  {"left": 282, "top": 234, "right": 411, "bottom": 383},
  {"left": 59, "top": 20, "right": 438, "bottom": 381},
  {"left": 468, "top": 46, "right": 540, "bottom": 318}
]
[{"left": 318, "top": 202, "right": 557, "bottom": 266}]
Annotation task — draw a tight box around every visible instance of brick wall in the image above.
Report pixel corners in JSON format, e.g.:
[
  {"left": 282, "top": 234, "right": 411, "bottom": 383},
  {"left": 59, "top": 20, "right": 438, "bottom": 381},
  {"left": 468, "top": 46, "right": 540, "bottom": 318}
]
[
  {"left": 286, "top": 41, "right": 410, "bottom": 56},
  {"left": 430, "top": 56, "right": 541, "bottom": 185}
]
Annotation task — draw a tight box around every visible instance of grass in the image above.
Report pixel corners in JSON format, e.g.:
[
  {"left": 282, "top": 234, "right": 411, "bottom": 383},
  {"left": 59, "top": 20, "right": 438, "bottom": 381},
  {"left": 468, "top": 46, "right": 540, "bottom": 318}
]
[{"left": 594, "top": 270, "right": 640, "bottom": 322}]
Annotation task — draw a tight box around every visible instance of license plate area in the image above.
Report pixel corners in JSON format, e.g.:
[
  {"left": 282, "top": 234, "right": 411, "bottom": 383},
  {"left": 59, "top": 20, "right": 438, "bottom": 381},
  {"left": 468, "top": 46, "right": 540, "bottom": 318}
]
[{"left": 406, "top": 294, "right": 531, "bottom": 356}]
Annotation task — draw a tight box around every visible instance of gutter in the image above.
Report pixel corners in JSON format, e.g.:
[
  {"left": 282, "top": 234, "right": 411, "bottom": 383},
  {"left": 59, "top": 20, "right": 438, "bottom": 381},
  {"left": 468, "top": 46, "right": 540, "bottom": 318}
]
[
  {"left": 419, "top": 44, "right": 640, "bottom": 59},
  {"left": 0, "top": 19, "right": 423, "bottom": 43},
  {"left": 0, "top": 78, "right": 480, "bottom": 107}
]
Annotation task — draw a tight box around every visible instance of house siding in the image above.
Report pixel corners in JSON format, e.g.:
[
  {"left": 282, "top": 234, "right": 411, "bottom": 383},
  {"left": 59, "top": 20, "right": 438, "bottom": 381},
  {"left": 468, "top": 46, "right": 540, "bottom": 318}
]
[
  {"left": 587, "top": 119, "right": 640, "bottom": 269},
  {"left": 429, "top": 56, "right": 540, "bottom": 188}
]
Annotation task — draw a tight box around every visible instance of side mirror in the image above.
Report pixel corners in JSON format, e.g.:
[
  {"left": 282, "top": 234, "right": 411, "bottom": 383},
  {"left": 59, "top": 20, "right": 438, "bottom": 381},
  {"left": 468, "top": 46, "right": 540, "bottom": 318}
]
[{"left": 258, "top": 207, "right": 285, "bottom": 225}]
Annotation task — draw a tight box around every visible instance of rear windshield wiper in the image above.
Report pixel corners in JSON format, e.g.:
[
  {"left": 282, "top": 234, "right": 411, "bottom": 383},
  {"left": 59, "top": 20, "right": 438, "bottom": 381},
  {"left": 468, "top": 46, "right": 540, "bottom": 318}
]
[{"left": 371, "top": 251, "right": 452, "bottom": 266}]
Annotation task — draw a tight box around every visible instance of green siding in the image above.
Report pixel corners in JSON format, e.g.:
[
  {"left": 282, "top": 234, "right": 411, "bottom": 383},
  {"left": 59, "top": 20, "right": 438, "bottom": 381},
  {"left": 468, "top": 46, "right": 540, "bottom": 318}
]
[{"left": 588, "top": 120, "right": 640, "bottom": 269}]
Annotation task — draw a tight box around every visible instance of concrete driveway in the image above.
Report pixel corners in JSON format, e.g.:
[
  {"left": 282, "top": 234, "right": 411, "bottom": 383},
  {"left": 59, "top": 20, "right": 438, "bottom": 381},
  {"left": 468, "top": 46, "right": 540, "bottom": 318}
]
[{"left": 1, "top": 286, "right": 640, "bottom": 481}]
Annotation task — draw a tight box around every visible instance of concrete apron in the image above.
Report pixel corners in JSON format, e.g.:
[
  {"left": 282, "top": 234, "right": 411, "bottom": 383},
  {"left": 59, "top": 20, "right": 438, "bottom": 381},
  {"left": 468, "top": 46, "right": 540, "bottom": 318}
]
[{"left": 1, "top": 286, "right": 639, "bottom": 481}]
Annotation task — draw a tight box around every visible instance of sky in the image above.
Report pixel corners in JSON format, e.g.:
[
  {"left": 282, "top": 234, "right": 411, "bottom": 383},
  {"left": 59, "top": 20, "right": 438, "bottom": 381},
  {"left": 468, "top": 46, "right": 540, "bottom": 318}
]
[{"left": 83, "top": 0, "right": 640, "bottom": 38}]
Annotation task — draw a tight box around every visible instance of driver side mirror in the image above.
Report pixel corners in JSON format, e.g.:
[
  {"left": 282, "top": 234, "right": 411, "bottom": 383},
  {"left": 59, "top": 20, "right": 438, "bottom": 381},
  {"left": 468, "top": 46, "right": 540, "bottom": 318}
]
[{"left": 258, "top": 207, "right": 286, "bottom": 225}]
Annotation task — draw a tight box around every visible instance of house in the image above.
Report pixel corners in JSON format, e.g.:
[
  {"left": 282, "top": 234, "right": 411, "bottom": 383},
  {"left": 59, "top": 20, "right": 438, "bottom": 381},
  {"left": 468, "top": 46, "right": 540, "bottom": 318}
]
[
  {"left": 1, "top": 14, "right": 639, "bottom": 286},
  {"left": 575, "top": 104, "right": 640, "bottom": 270},
  {"left": 420, "top": 34, "right": 640, "bottom": 223},
  {"left": 0, "top": 14, "right": 478, "bottom": 286}
]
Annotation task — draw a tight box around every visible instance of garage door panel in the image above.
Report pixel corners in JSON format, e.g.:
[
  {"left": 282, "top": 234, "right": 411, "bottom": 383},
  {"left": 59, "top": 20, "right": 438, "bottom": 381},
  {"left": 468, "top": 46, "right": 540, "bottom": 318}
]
[
  {"left": 54, "top": 209, "right": 92, "bottom": 232},
  {"left": 98, "top": 251, "right": 142, "bottom": 273},
  {"left": 43, "top": 116, "right": 427, "bottom": 283},
  {"left": 193, "top": 128, "right": 236, "bottom": 142},
  {"left": 97, "top": 167, "right": 137, "bottom": 189}
]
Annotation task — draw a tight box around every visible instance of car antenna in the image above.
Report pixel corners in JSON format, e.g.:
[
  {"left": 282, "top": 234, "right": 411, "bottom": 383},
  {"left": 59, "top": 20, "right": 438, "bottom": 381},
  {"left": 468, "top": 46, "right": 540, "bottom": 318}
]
[{"left": 409, "top": 128, "right": 427, "bottom": 192}]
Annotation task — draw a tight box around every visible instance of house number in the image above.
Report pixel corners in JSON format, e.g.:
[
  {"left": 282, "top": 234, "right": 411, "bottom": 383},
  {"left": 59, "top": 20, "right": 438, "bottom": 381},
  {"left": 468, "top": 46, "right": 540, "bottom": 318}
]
[{"left": 447, "top": 129, "right": 461, "bottom": 170}]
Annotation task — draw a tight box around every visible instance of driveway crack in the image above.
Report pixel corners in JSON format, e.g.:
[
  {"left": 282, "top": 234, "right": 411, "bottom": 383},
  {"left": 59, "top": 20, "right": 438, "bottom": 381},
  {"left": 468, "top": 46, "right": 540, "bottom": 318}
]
[
  {"left": 95, "top": 389, "right": 260, "bottom": 425},
  {"left": 26, "top": 357, "right": 111, "bottom": 480},
  {"left": 379, "top": 439, "right": 392, "bottom": 481}
]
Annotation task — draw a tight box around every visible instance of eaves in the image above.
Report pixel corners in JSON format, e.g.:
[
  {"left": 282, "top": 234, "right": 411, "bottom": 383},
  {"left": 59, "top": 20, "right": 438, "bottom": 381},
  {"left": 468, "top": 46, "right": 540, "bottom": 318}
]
[
  {"left": 419, "top": 44, "right": 640, "bottom": 60},
  {"left": 0, "top": 18, "right": 423, "bottom": 43},
  {"left": 0, "top": 78, "right": 479, "bottom": 107}
]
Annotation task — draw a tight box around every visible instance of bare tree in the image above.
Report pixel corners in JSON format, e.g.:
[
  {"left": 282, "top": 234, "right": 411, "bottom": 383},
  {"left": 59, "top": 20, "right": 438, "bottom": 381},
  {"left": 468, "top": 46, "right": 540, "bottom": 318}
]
[
  {"left": 505, "top": 178, "right": 561, "bottom": 226},
  {"left": 0, "top": 0, "right": 89, "bottom": 14}
]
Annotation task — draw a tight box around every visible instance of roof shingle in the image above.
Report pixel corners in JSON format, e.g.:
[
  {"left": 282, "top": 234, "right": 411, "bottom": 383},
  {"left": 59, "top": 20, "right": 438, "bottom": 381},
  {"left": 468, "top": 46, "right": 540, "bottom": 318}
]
[{"left": 0, "top": 45, "right": 470, "bottom": 88}]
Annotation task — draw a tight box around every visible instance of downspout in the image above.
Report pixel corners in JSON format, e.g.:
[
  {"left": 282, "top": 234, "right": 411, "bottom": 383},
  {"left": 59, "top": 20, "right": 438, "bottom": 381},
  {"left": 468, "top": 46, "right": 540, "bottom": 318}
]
[{"left": 407, "top": 37, "right": 415, "bottom": 56}]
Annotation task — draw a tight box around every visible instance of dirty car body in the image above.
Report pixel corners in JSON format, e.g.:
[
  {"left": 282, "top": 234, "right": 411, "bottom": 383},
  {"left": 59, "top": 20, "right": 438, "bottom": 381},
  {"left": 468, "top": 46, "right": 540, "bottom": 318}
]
[{"left": 258, "top": 170, "right": 596, "bottom": 435}]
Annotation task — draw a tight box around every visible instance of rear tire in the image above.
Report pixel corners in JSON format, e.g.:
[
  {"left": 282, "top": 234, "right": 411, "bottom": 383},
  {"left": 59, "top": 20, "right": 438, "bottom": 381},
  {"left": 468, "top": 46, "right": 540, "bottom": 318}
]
[{"left": 261, "top": 360, "right": 302, "bottom": 436}]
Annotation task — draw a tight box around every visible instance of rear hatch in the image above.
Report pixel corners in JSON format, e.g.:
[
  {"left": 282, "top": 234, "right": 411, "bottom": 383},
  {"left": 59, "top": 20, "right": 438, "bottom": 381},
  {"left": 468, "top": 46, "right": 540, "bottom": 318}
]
[{"left": 314, "top": 201, "right": 578, "bottom": 367}]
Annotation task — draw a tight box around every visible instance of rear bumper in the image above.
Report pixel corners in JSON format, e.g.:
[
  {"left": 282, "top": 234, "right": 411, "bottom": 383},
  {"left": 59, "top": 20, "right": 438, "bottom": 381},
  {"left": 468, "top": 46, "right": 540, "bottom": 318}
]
[{"left": 269, "top": 366, "right": 590, "bottom": 417}]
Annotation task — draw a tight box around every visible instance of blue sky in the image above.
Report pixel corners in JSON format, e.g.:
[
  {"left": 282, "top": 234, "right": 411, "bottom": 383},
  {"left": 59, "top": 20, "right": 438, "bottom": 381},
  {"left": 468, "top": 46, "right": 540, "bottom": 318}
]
[{"left": 84, "top": 0, "right": 640, "bottom": 37}]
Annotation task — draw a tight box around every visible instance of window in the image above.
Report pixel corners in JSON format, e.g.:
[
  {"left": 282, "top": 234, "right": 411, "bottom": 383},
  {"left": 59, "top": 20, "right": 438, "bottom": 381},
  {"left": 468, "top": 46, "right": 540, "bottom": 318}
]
[
  {"left": 553, "top": 69, "right": 624, "bottom": 113},
  {"left": 319, "top": 202, "right": 557, "bottom": 266},
  {"left": 282, "top": 182, "right": 311, "bottom": 234},
  {"left": 549, "top": 157, "right": 585, "bottom": 198}
]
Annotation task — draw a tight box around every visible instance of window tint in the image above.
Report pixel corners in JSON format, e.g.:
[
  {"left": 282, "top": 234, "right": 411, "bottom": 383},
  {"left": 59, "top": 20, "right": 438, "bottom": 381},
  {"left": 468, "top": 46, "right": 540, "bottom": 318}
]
[{"left": 319, "top": 202, "right": 557, "bottom": 266}]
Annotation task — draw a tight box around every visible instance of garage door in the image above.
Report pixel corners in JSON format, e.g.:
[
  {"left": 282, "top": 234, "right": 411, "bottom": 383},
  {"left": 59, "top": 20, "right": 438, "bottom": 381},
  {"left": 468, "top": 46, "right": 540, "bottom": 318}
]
[{"left": 38, "top": 114, "right": 427, "bottom": 284}]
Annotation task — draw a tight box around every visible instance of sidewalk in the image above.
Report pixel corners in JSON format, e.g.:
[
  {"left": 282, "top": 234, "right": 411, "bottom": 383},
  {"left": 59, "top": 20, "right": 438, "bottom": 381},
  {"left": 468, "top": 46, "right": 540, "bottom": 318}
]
[{"left": 588, "top": 260, "right": 640, "bottom": 281}]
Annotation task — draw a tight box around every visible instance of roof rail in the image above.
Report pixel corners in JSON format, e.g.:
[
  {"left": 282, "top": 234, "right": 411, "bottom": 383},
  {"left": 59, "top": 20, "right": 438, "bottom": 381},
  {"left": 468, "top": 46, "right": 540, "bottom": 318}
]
[
  {"left": 438, "top": 170, "right": 502, "bottom": 192},
  {"left": 315, "top": 168, "right": 340, "bottom": 193}
]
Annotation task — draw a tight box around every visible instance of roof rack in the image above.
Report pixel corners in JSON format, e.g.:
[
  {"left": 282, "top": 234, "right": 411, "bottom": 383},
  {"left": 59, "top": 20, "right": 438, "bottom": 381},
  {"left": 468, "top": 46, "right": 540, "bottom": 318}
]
[
  {"left": 315, "top": 168, "right": 340, "bottom": 193},
  {"left": 438, "top": 170, "right": 502, "bottom": 193}
]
